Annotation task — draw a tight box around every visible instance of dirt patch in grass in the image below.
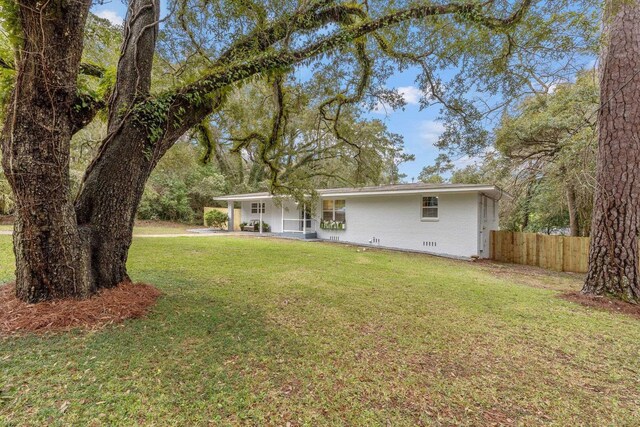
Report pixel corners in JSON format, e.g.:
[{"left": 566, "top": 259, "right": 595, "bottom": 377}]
[
  {"left": 0, "top": 282, "right": 161, "bottom": 336},
  {"left": 476, "top": 260, "right": 583, "bottom": 292},
  {"left": 560, "top": 292, "right": 640, "bottom": 320}
]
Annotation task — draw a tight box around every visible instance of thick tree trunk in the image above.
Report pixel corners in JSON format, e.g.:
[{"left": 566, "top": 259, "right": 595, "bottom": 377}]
[
  {"left": 0, "top": 1, "right": 93, "bottom": 302},
  {"left": 75, "top": 123, "right": 156, "bottom": 289},
  {"left": 74, "top": 0, "right": 160, "bottom": 289},
  {"left": 582, "top": 0, "right": 640, "bottom": 302},
  {"left": 0, "top": 0, "right": 166, "bottom": 300}
]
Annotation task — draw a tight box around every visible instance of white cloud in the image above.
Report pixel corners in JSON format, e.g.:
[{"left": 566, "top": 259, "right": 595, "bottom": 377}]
[
  {"left": 371, "top": 85, "right": 425, "bottom": 115},
  {"left": 95, "top": 10, "right": 124, "bottom": 26},
  {"left": 418, "top": 120, "right": 445, "bottom": 147},
  {"left": 397, "top": 86, "right": 422, "bottom": 105},
  {"left": 547, "top": 79, "right": 569, "bottom": 94}
]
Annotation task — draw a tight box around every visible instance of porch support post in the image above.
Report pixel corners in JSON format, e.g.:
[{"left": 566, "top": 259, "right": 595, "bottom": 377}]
[
  {"left": 259, "top": 200, "right": 263, "bottom": 234},
  {"left": 227, "top": 201, "right": 234, "bottom": 232},
  {"left": 281, "top": 204, "right": 284, "bottom": 232},
  {"left": 303, "top": 203, "right": 307, "bottom": 234}
]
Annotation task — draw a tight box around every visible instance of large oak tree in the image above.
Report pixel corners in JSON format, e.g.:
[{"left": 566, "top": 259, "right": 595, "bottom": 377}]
[{"left": 0, "top": 0, "right": 592, "bottom": 302}]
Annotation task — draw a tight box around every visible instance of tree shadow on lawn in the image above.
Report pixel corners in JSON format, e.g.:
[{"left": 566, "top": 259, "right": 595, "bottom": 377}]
[
  {"left": 0, "top": 286, "right": 312, "bottom": 424},
  {"left": 3, "top": 260, "right": 640, "bottom": 425},
  {"left": 0, "top": 275, "right": 555, "bottom": 426}
]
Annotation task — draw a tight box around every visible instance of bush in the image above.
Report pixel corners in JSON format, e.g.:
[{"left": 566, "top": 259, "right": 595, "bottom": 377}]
[
  {"left": 136, "top": 141, "right": 227, "bottom": 224},
  {"left": 137, "top": 180, "right": 194, "bottom": 223},
  {"left": 205, "top": 210, "right": 228, "bottom": 229}
]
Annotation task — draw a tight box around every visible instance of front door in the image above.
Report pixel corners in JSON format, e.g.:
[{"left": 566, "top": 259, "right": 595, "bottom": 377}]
[{"left": 300, "top": 208, "right": 312, "bottom": 231}]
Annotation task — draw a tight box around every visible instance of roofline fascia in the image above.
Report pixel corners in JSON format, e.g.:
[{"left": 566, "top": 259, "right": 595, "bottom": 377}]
[
  {"left": 214, "top": 186, "right": 513, "bottom": 201},
  {"left": 213, "top": 195, "right": 275, "bottom": 201},
  {"left": 318, "top": 186, "right": 501, "bottom": 198}
]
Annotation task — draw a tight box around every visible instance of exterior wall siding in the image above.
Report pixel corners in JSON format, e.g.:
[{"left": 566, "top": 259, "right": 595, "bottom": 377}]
[
  {"left": 237, "top": 192, "right": 500, "bottom": 258},
  {"left": 315, "top": 193, "right": 481, "bottom": 258}
]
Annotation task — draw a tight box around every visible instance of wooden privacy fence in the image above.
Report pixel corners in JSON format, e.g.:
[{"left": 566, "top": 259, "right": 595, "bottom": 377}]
[{"left": 490, "top": 231, "right": 590, "bottom": 273}]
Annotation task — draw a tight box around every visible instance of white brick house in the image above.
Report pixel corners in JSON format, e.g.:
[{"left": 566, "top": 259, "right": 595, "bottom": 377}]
[{"left": 213, "top": 183, "right": 509, "bottom": 259}]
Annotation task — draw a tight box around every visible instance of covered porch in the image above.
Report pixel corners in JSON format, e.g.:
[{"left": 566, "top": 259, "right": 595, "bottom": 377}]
[{"left": 213, "top": 193, "right": 318, "bottom": 239}]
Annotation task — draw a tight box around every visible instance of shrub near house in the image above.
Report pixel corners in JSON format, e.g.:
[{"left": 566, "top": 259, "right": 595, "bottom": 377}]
[{"left": 204, "top": 210, "right": 228, "bottom": 229}]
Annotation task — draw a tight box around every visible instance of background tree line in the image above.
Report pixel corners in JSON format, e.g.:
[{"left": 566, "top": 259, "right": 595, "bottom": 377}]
[{"left": 419, "top": 70, "right": 598, "bottom": 237}]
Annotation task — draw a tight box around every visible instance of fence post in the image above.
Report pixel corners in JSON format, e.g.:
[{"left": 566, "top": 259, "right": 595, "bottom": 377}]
[
  {"left": 557, "top": 235, "right": 564, "bottom": 272},
  {"left": 490, "top": 230, "right": 495, "bottom": 259}
]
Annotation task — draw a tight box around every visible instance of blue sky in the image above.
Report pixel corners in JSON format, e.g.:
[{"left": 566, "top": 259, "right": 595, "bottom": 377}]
[{"left": 364, "top": 68, "right": 448, "bottom": 181}]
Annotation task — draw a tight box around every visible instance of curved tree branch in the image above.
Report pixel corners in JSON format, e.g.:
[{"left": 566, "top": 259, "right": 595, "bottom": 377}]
[{"left": 131, "top": 0, "right": 533, "bottom": 176}]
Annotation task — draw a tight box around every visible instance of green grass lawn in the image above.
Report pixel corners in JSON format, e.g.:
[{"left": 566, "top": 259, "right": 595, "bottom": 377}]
[{"left": 1, "top": 236, "right": 639, "bottom": 426}]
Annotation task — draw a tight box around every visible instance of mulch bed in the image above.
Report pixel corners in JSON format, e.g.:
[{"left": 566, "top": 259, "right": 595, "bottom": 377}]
[
  {"left": 0, "top": 282, "right": 161, "bottom": 336},
  {"left": 560, "top": 292, "right": 640, "bottom": 320}
]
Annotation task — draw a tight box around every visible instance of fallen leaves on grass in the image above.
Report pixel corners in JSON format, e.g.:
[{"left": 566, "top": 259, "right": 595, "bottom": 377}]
[
  {"left": 0, "top": 282, "right": 161, "bottom": 335},
  {"left": 560, "top": 292, "right": 640, "bottom": 320},
  {"left": 477, "top": 260, "right": 583, "bottom": 292}
]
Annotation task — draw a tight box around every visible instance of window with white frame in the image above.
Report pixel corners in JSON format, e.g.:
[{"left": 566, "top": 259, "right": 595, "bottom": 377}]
[
  {"left": 421, "top": 196, "right": 438, "bottom": 219},
  {"left": 322, "top": 200, "right": 346, "bottom": 225},
  {"left": 251, "top": 202, "right": 265, "bottom": 214}
]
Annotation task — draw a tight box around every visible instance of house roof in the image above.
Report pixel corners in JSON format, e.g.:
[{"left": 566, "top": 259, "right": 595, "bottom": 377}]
[{"left": 214, "top": 183, "right": 512, "bottom": 201}]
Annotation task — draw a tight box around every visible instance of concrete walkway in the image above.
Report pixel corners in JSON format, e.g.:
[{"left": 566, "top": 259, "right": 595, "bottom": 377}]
[
  {"left": 134, "top": 232, "right": 254, "bottom": 238},
  {"left": 0, "top": 229, "right": 238, "bottom": 237},
  {"left": 0, "top": 230, "right": 225, "bottom": 237},
  {"left": 0, "top": 229, "right": 286, "bottom": 239}
]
